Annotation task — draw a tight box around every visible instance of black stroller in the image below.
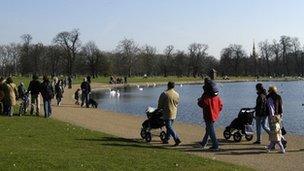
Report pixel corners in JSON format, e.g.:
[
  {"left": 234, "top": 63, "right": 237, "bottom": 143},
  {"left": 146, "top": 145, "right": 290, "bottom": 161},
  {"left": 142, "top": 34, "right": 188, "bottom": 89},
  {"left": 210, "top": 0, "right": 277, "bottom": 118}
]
[
  {"left": 140, "top": 107, "right": 167, "bottom": 142},
  {"left": 223, "top": 108, "right": 255, "bottom": 142}
]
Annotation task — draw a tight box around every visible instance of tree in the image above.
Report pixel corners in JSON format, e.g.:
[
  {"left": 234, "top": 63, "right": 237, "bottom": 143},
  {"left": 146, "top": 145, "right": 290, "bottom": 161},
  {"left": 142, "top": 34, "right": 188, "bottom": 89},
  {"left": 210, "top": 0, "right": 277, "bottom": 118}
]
[
  {"left": 259, "top": 40, "right": 273, "bottom": 76},
  {"left": 53, "top": 29, "right": 81, "bottom": 75},
  {"left": 280, "top": 36, "right": 292, "bottom": 75},
  {"left": 139, "top": 45, "right": 156, "bottom": 76},
  {"left": 81, "top": 41, "right": 103, "bottom": 78},
  {"left": 160, "top": 45, "right": 174, "bottom": 77},
  {"left": 19, "top": 34, "right": 32, "bottom": 75},
  {"left": 188, "top": 43, "right": 208, "bottom": 77},
  {"left": 116, "top": 38, "right": 139, "bottom": 77}
]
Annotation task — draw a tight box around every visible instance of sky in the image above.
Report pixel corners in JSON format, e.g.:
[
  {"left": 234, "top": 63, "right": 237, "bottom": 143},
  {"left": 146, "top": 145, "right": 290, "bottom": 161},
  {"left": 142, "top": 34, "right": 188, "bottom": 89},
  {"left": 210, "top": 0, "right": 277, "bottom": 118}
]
[{"left": 1, "top": 0, "right": 304, "bottom": 58}]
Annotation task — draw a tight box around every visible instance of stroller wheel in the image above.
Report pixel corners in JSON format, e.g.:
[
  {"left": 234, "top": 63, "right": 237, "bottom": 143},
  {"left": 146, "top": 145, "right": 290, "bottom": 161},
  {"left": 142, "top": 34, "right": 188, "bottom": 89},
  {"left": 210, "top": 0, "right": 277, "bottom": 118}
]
[
  {"left": 245, "top": 134, "right": 253, "bottom": 141},
  {"left": 223, "top": 129, "right": 231, "bottom": 140},
  {"left": 145, "top": 132, "right": 152, "bottom": 142},
  {"left": 233, "top": 132, "right": 242, "bottom": 142},
  {"left": 160, "top": 131, "right": 167, "bottom": 142},
  {"left": 140, "top": 128, "right": 147, "bottom": 139}
]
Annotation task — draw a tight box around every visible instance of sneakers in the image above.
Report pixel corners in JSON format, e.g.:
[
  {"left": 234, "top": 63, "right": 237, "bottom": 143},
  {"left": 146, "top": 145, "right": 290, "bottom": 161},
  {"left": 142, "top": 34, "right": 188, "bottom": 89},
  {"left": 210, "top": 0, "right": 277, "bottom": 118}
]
[
  {"left": 209, "top": 147, "right": 220, "bottom": 152},
  {"left": 174, "top": 139, "right": 181, "bottom": 146},
  {"left": 199, "top": 142, "right": 206, "bottom": 149}
]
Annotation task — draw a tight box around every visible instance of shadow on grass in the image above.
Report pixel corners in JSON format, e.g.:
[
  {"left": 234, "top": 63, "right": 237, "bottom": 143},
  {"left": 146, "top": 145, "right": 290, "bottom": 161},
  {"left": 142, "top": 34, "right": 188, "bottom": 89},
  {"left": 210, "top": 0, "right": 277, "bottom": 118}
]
[{"left": 76, "top": 136, "right": 169, "bottom": 150}]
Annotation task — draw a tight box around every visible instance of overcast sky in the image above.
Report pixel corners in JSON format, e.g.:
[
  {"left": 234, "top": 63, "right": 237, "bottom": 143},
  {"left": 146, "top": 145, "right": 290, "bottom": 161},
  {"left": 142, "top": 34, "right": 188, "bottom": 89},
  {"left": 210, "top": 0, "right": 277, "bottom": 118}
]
[{"left": 1, "top": 0, "right": 304, "bottom": 58}]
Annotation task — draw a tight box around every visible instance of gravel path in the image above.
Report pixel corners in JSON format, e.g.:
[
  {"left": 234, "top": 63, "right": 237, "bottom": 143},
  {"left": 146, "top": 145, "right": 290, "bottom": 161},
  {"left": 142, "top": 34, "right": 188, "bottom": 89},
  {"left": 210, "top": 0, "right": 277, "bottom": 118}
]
[{"left": 52, "top": 83, "right": 304, "bottom": 171}]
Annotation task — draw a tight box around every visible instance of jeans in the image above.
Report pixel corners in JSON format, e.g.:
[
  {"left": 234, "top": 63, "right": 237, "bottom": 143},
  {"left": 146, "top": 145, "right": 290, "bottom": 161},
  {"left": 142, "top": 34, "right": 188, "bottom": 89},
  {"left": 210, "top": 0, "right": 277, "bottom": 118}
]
[
  {"left": 201, "top": 120, "right": 219, "bottom": 149},
  {"left": 81, "top": 93, "right": 89, "bottom": 108},
  {"left": 164, "top": 119, "right": 179, "bottom": 142},
  {"left": 3, "top": 102, "right": 13, "bottom": 116},
  {"left": 256, "top": 116, "right": 270, "bottom": 142},
  {"left": 43, "top": 99, "right": 52, "bottom": 118},
  {"left": 30, "top": 95, "right": 40, "bottom": 115}
]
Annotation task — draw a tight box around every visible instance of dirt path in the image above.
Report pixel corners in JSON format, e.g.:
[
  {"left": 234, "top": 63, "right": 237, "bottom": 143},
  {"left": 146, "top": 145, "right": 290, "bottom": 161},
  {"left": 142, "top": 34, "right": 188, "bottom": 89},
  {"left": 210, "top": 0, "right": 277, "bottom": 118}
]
[{"left": 52, "top": 83, "right": 304, "bottom": 171}]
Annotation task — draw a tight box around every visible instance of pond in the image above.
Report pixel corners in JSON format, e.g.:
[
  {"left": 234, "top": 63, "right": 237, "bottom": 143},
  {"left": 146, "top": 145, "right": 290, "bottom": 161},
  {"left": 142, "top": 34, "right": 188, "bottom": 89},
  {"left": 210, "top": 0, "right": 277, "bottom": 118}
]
[{"left": 91, "top": 81, "right": 304, "bottom": 135}]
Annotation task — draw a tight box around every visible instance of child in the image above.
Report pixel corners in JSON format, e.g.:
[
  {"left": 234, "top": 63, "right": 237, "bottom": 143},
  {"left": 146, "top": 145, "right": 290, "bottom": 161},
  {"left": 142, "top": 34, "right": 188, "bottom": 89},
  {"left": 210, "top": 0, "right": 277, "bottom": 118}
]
[
  {"left": 74, "top": 89, "right": 81, "bottom": 105},
  {"left": 266, "top": 115, "right": 285, "bottom": 153}
]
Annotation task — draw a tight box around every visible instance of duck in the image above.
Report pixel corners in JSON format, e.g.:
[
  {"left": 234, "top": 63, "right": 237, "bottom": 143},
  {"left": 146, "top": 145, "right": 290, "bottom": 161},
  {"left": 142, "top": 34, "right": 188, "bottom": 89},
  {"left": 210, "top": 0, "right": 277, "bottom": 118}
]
[{"left": 116, "top": 90, "right": 120, "bottom": 97}]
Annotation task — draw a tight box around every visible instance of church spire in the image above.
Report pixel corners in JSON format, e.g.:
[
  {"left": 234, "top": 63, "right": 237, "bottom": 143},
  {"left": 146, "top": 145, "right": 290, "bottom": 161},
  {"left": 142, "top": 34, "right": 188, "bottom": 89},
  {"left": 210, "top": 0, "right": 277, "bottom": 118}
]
[{"left": 252, "top": 40, "right": 257, "bottom": 60}]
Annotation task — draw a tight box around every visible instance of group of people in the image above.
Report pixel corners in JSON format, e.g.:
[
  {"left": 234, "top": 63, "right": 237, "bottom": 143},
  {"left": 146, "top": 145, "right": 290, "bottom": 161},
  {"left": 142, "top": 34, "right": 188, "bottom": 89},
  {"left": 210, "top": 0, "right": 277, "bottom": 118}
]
[
  {"left": 0, "top": 75, "right": 67, "bottom": 118},
  {"left": 157, "top": 79, "right": 286, "bottom": 153},
  {"left": 74, "top": 78, "right": 92, "bottom": 108}
]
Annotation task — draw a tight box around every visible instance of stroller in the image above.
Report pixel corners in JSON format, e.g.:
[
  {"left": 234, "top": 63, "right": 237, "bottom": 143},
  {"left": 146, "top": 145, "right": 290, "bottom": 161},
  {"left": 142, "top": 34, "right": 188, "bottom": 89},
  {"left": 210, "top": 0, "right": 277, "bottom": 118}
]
[
  {"left": 140, "top": 107, "right": 167, "bottom": 142},
  {"left": 223, "top": 108, "right": 255, "bottom": 142},
  {"left": 19, "top": 92, "right": 30, "bottom": 116}
]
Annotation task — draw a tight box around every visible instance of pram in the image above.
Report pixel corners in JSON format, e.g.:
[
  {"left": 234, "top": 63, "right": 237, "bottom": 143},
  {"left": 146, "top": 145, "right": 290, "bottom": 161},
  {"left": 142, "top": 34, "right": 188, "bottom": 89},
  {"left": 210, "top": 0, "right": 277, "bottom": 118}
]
[
  {"left": 140, "top": 107, "right": 167, "bottom": 142},
  {"left": 223, "top": 108, "right": 255, "bottom": 142},
  {"left": 19, "top": 93, "right": 30, "bottom": 116}
]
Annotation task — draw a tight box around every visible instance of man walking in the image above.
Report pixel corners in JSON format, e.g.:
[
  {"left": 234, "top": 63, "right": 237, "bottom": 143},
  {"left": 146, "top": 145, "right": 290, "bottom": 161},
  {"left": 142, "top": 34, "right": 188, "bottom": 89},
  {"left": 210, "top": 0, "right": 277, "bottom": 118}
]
[
  {"left": 28, "top": 75, "right": 41, "bottom": 116},
  {"left": 158, "top": 81, "right": 181, "bottom": 146},
  {"left": 81, "top": 78, "right": 91, "bottom": 108}
]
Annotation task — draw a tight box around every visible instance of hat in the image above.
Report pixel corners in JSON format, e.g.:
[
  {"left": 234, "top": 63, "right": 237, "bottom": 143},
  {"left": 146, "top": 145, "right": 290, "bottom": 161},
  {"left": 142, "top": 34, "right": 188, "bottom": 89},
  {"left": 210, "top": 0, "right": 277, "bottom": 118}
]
[
  {"left": 268, "top": 86, "right": 278, "bottom": 93},
  {"left": 204, "top": 78, "right": 219, "bottom": 95}
]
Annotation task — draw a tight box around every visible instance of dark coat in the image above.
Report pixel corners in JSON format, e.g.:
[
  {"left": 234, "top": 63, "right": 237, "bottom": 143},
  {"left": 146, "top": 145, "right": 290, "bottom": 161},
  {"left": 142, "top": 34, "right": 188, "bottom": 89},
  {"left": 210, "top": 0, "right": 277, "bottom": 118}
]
[
  {"left": 266, "top": 93, "right": 283, "bottom": 116},
  {"left": 55, "top": 83, "right": 63, "bottom": 99},
  {"left": 255, "top": 91, "right": 267, "bottom": 117},
  {"left": 41, "top": 80, "right": 54, "bottom": 100},
  {"left": 28, "top": 80, "right": 41, "bottom": 97},
  {"left": 81, "top": 81, "right": 91, "bottom": 94}
]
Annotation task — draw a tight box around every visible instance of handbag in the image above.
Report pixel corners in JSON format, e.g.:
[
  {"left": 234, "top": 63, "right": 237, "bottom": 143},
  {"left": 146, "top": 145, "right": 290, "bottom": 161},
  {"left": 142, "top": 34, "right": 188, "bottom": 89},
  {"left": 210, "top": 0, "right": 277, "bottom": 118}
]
[{"left": 281, "top": 126, "right": 287, "bottom": 135}]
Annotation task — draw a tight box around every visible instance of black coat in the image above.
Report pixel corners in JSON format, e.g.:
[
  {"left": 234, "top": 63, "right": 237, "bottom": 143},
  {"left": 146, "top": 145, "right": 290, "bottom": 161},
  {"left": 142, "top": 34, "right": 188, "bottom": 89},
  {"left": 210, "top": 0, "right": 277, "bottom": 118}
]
[
  {"left": 255, "top": 92, "right": 267, "bottom": 116},
  {"left": 28, "top": 80, "right": 41, "bottom": 96}
]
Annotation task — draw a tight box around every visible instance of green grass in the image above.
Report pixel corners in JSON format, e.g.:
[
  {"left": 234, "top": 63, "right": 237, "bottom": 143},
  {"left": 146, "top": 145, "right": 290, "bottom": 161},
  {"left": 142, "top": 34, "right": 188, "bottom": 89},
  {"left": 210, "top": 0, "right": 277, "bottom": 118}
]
[{"left": 0, "top": 116, "right": 251, "bottom": 170}]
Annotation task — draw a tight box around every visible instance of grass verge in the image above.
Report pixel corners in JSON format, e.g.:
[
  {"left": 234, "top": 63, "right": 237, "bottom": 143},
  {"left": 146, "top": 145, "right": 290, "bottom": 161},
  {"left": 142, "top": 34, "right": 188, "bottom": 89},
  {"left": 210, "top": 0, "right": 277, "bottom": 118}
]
[{"left": 0, "top": 116, "right": 252, "bottom": 170}]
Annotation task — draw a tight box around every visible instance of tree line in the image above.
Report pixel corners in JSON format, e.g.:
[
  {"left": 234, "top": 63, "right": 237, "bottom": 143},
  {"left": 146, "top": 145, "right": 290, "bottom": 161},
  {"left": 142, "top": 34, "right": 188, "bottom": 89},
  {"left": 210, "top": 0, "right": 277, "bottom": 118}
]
[{"left": 1, "top": 29, "right": 304, "bottom": 78}]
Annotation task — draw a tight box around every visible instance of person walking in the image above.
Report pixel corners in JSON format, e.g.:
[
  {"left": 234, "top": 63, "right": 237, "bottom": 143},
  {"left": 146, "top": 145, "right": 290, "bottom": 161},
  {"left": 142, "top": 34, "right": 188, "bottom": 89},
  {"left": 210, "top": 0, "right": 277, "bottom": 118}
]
[
  {"left": 41, "top": 76, "right": 54, "bottom": 118},
  {"left": 80, "top": 78, "right": 91, "bottom": 108},
  {"left": 158, "top": 81, "right": 181, "bottom": 146},
  {"left": 0, "top": 77, "right": 5, "bottom": 115},
  {"left": 197, "top": 78, "right": 223, "bottom": 151},
  {"left": 265, "top": 86, "right": 285, "bottom": 153},
  {"left": 28, "top": 75, "right": 41, "bottom": 116},
  {"left": 55, "top": 80, "right": 64, "bottom": 106},
  {"left": 2, "top": 77, "right": 18, "bottom": 116},
  {"left": 253, "top": 83, "right": 270, "bottom": 144},
  {"left": 68, "top": 75, "right": 72, "bottom": 89}
]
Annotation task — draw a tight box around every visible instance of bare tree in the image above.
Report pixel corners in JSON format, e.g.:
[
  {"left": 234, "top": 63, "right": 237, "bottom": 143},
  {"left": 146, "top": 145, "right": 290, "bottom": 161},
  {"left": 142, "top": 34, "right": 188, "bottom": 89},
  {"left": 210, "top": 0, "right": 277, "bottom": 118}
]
[
  {"left": 188, "top": 43, "right": 208, "bottom": 77},
  {"left": 81, "top": 41, "right": 103, "bottom": 78},
  {"left": 160, "top": 45, "right": 174, "bottom": 77},
  {"left": 140, "top": 45, "right": 156, "bottom": 76},
  {"left": 53, "top": 29, "right": 81, "bottom": 75},
  {"left": 116, "top": 38, "right": 139, "bottom": 77},
  {"left": 259, "top": 40, "right": 273, "bottom": 76},
  {"left": 280, "top": 36, "right": 292, "bottom": 75}
]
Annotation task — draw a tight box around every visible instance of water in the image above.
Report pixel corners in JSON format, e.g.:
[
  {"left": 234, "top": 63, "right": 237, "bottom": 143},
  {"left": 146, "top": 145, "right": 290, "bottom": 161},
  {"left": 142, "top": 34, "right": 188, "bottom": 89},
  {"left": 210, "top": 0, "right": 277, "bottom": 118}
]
[{"left": 91, "top": 81, "right": 304, "bottom": 135}]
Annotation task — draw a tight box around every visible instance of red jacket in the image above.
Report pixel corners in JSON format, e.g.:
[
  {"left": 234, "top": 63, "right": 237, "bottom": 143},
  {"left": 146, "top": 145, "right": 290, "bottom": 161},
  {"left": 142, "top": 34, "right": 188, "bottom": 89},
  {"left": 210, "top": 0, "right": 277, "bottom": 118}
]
[{"left": 198, "top": 94, "right": 223, "bottom": 122}]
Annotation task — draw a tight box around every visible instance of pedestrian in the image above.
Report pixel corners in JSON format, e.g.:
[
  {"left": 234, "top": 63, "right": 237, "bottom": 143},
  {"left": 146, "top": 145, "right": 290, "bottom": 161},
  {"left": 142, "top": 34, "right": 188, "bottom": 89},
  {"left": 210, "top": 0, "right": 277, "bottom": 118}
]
[
  {"left": 197, "top": 78, "right": 223, "bottom": 151},
  {"left": 68, "top": 75, "right": 72, "bottom": 89},
  {"left": 17, "top": 82, "right": 27, "bottom": 100},
  {"left": 0, "top": 77, "right": 5, "bottom": 115},
  {"left": 253, "top": 83, "right": 270, "bottom": 144},
  {"left": 74, "top": 88, "right": 81, "bottom": 105},
  {"left": 81, "top": 78, "right": 91, "bottom": 108},
  {"left": 265, "top": 86, "right": 285, "bottom": 153},
  {"left": 40, "top": 76, "right": 54, "bottom": 118},
  {"left": 28, "top": 75, "right": 41, "bottom": 116},
  {"left": 157, "top": 81, "right": 181, "bottom": 146},
  {"left": 55, "top": 80, "right": 64, "bottom": 106},
  {"left": 2, "top": 77, "right": 18, "bottom": 116}
]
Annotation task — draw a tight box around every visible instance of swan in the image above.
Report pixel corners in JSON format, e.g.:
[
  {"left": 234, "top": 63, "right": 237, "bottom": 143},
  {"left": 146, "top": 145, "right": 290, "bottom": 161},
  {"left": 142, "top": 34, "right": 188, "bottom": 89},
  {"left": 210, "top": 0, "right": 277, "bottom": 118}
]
[
  {"left": 139, "top": 88, "right": 144, "bottom": 91},
  {"left": 110, "top": 89, "right": 116, "bottom": 96},
  {"left": 180, "top": 84, "right": 183, "bottom": 87},
  {"left": 153, "top": 83, "right": 156, "bottom": 87},
  {"left": 137, "top": 85, "right": 140, "bottom": 88},
  {"left": 116, "top": 90, "right": 120, "bottom": 97}
]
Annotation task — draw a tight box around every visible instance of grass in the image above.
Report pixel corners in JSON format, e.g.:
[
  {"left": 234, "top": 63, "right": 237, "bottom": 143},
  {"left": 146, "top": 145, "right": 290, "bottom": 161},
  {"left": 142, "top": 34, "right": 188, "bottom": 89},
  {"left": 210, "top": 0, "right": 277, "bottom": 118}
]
[{"left": 0, "top": 116, "right": 252, "bottom": 170}]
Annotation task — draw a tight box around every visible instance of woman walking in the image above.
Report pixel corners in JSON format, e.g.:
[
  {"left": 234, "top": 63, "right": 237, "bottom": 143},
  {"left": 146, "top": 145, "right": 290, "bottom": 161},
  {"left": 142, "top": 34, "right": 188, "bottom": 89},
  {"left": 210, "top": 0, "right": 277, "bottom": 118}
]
[
  {"left": 197, "top": 78, "right": 223, "bottom": 151},
  {"left": 3, "top": 77, "right": 18, "bottom": 116},
  {"left": 41, "top": 76, "right": 54, "bottom": 118},
  {"left": 253, "top": 83, "right": 270, "bottom": 144},
  {"left": 266, "top": 86, "right": 285, "bottom": 154},
  {"left": 55, "top": 80, "right": 64, "bottom": 106}
]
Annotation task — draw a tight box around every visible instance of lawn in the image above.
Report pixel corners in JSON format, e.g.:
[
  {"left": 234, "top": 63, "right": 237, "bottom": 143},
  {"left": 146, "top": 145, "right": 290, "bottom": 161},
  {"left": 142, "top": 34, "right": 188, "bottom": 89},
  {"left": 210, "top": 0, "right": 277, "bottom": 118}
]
[{"left": 0, "top": 116, "right": 252, "bottom": 170}]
